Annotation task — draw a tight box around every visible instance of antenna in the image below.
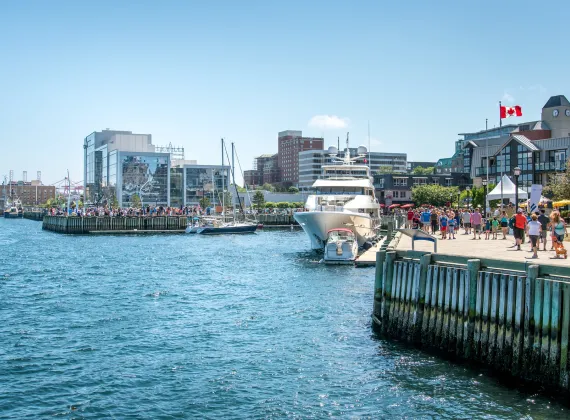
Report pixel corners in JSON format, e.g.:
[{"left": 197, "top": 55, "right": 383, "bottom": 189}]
[
  {"left": 368, "top": 120, "right": 371, "bottom": 169},
  {"left": 23, "top": 171, "right": 27, "bottom": 183}
]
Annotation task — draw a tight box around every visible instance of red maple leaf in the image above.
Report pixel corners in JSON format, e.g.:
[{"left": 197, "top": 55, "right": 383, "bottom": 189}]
[{"left": 507, "top": 108, "right": 515, "bottom": 115}]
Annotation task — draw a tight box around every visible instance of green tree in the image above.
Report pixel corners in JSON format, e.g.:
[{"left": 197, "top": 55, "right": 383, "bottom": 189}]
[
  {"left": 252, "top": 190, "right": 265, "bottom": 209},
  {"left": 544, "top": 158, "right": 570, "bottom": 200},
  {"left": 288, "top": 186, "right": 299, "bottom": 193},
  {"left": 411, "top": 185, "right": 458, "bottom": 207},
  {"left": 276, "top": 202, "right": 290, "bottom": 209},
  {"left": 262, "top": 183, "right": 275, "bottom": 192},
  {"left": 264, "top": 202, "right": 275, "bottom": 209},
  {"left": 199, "top": 196, "right": 211, "bottom": 209},
  {"left": 231, "top": 183, "right": 247, "bottom": 193},
  {"left": 131, "top": 193, "right": 142, "bottom": 208},
  {"left": 111, "top": 194, "right": 119, "bottom": 209},
  {"left": 412, "top": 166, "right": 435, "bottom": 175}
]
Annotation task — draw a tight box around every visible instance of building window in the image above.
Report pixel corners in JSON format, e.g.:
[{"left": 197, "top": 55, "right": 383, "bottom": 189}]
[
  {"left": 445, "top": 178, "right": 453, "bottom": 186},
  {"left": 393, "top": 177, "right": 407, "bottom": 186}
]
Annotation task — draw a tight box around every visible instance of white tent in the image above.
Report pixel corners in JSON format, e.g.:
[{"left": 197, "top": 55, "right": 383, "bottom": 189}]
[{"left": 486, "top": 174, "right": 528, "bottom": 201}]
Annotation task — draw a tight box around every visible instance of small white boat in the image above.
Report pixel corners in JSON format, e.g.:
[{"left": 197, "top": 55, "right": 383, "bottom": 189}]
[{"left": 323, "top": 228, "right": 359, "bottom": 265}]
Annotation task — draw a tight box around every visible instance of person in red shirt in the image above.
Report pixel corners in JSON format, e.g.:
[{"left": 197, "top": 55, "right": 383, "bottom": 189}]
[
  {"left": 407, "top": 209, "right": 414, "bottom": 228},
  {"left": 513, "top": 209, "right": 528, "bottom": 251}
]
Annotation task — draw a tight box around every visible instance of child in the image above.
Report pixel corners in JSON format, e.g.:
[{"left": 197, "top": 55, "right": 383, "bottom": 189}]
[
  {"left": 492, "top": 216, "right": 499, "bottom": 240},
  {"left": 448, "top": 213, "right": 456, "bottom": 239},
  {"left": 484, "top": 216, "right": 491, "bottom": 240},
  {"left": 440, "top": 213, "right": 448, "bottom": 240}
]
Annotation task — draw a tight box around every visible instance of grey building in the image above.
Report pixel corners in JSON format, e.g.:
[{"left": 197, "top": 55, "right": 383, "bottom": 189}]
[
  {"left": 298, "top": 148, "right": 407, "bottom": 190},
  {"left": 465, "top": 95, "right": 570, "bottom": 191},
  {"left": 374, "top": 173, "right": 470, "bottom": 206},
  {"left": 84, "top": 129, "right": 173, "bottom": 207},
  {"left": 171, "top": 163, "right": 230, "bottom": 207}
]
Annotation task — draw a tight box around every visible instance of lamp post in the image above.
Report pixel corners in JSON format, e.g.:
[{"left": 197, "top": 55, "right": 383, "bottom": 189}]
[
  {"left": 466, "top": 186, "right": 471, "bottom": 209},
  {"left": 482, "top": 179, "right": 487, "bottom": 216},
  {"left": 514, "top": 166, "right": 521, "bottom": 210}
]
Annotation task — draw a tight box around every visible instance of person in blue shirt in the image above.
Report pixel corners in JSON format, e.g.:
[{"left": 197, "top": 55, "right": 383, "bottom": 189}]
[
  {"left": 420, "top": 209, "right": 431, "bottom": 231},
  {"left": 440, "top": 213, "right": 448, "bottom": 239}
]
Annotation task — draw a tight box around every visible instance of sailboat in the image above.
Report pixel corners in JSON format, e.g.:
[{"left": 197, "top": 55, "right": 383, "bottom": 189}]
[
  {"left": 196, "top": 139, "right": 257, "bottom": 235},
  {"left": 4, "top": 198, "right": 23, "bottom": 219}
]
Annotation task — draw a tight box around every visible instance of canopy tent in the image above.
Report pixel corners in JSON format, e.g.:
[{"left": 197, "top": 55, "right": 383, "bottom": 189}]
[
  {"left": 401, "top": 204, "right": 414, "bottom": 209},
  {"left": 486, "top": 174, "right": 528, "bottom": 202},
  {"left": 554, "top": 200, "right": 570, "bottom": 208}
]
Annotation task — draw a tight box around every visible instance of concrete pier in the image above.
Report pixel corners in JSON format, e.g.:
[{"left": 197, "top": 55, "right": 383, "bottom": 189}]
[{"left": 373, "top": 248, "right": 570, "bottom": 393}]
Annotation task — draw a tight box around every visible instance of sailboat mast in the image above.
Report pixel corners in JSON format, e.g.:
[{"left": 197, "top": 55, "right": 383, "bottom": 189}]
[
  {"left": 221, "top": 138, "right": 225, "bottom": 220},
  {"left": 231, "top": 142, "right": 245, "bottom": 216}
]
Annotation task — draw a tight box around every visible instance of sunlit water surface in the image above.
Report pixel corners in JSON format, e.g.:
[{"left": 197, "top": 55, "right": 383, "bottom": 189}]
[{"left": 0, "top": 218, "right": 566, "bottom": 418}]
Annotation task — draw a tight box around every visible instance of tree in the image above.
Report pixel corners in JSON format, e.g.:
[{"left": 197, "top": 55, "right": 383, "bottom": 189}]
[
  {"left": 264, "top": 202, "right": 275, "bottom": 209},
  {"left": 111, "top": 194, "right": 119, "bottom": 209},
  {"left": 199, "top": 196, "right": 211, "bottom": 209},
  {"left": 262, "top": 183, "right": 275, "bottom": 192},
  {"left": 544, "top": 158, "right": 570, "bottom": 200},
  {"left": 252, "top": 190, "right": 265, "bottom": 209},
  {"left": 231, "top": 183, "right": 246, "bottom": 193},
  {"left": 411, "top": 185, "right": 458, "bottom": 207},
  {"left": 131, "top": 193, "right": 142, "bottom": 208},
  {"left": 276, "top": 202, "right": 290, "bottom": 209},
  {"left": 412, "top": 166, "right": 435, "bottom": 175},
  {"left": 288, "top": 186, "right": 299, "bottom": 193}
]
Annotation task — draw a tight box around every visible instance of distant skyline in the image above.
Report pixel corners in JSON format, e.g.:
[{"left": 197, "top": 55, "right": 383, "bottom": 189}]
[{"left": 0, "top": 0, "right": 568, "bottom": 185}]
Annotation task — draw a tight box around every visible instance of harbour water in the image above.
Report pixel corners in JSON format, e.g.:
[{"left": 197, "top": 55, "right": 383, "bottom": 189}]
[{"left": 0, "top": 218, "right": 567, "bottom": 418}]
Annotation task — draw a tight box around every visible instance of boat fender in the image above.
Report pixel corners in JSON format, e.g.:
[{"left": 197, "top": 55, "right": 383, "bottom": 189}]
[
  {"left": 336, "top": 241, "right": 343, "bottom": 255},
  {"left": 363, "top": 241, "right": 373, "bottom": 250}
]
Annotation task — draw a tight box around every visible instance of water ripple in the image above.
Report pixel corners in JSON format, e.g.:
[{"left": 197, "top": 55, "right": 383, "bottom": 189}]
[{"left": 0, "top": 219, "right": 566, "bottom": 418}]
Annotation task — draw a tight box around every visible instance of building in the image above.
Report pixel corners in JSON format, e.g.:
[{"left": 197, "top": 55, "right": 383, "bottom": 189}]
[
  {"left": 1, "top": 179, "right": 56, "bottom": 207},
  {"left": 435, "top": 157, "right": 453, "bottom": 174},
  {"left": 298, "top": 148, "right": 407, "bottom": 190},
  {"left": 464, "top": 95, "right": 570, "bottom": 192},
  {"left": 374, "top": 173, "right": 470, "bottom": 206},
  {"left": 84, "top": 129, "right": 180, "bottom": 207},
  {"left": 278, "top": 130, "right": 324, "bottom": 185},
  {"left": 170, "top": 163, "right": 230, "bottom": 207},
  {"left": 243, "top": 154, "right": 279, "bottom": 188}
]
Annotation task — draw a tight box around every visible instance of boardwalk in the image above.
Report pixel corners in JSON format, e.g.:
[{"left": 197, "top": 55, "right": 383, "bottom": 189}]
[{"left": 397, "top": 229, "right": 569, "bottom": 267}]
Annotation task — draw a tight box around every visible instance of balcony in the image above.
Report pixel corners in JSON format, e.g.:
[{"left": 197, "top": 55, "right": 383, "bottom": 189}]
[{"left": 534, "top": 161, "right": 566, "bottom": 172}]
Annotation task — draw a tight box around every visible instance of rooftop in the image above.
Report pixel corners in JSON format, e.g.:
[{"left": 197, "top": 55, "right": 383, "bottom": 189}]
[{"left": 543, "top": 95, "right": 570, "bottom": 109}]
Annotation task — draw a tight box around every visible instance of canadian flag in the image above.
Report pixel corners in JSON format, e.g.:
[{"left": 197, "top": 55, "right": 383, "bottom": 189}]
[{"left": 500, "top": 105, "right": 522, "bottom": 119}]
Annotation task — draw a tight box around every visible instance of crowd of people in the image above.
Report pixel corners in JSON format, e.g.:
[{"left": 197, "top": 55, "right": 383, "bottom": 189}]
[{"left": 403, "top": 206, "right": 568, "bottom": 260}]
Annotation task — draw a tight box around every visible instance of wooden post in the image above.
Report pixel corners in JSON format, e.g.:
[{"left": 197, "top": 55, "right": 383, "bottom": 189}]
[
  {"left": 382, "top": 251, "right": 397, "bottom": 332},
  {"left": 496, "top": 274, "right": 508, "bottom": 372},
  {"left": 540, "top": 278, "right": 551, "bottom": 380},
  {"left": 549, "top": 280, "right": 561, "bottom": 386},
  {"left": 465, "top": 259, "right": 481, "bottom": 360},
  {"left": 560, "top": 283, "right": 570, "bottom": 390},
  {"left": 488, "top": 273, "right": 500, "bottom": 367},
  {"left": 523, "top": 272, "right": 536, "bottom": 379},
  {"left": 413, "top": 254, "right": 431, "bottom": 345},
  {"left": 512, "top": 274, "right": 526, "bottom": 377},
  {"left": 373, "top": 251, "right": 386, "bottom": 322}
]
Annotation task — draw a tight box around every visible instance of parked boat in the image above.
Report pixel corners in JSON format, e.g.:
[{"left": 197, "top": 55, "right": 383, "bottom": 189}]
[
  {"left": 4, "top": 199, "right": 23, "bottom": 219},
  {"left": 197, "top": 223, "right": 257, "bottom": 235},
  {"left": 323, "top": 228, "right": 359, "bottom": 264},
  {"left": 294, "top": 135, "right": 380, "bottom": 250}
]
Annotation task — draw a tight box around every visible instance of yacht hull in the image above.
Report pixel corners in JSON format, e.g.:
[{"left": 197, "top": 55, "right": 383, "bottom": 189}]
[
  {"left": 4, "top": 212, "right": 23, "bottom": 219},
  {"left": 294, "top": 211, "right": 377, "bottom": 250}
]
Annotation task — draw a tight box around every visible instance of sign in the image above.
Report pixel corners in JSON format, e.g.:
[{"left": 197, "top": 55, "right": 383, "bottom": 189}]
[{"left": 529, "top": 184, "right": 543, "bottom": 214}]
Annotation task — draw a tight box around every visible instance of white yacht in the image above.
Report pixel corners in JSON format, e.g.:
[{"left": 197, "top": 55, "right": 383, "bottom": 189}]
[{"left": 294, "top": 143, "right": 380, "bottom": 250}]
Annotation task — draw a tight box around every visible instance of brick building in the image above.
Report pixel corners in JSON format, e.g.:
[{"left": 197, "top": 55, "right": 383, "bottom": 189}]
[
  {"left": 243, "top": 154, "right": 280, "bottom": 187},
  {"left": 278, "top": 130, "right": 323, "bottom": 185},
  {"left": 2, "top": 181, "right": 56, "bottom": 207}
]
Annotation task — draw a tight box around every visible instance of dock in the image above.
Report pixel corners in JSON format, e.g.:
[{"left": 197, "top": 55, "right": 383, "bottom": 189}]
[{"left": 372, "top": 230, "right": 570, "bottom": 394}]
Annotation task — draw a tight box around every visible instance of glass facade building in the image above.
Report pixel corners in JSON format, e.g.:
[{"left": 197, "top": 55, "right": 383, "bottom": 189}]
[
  {"left": 118, "top": 153, "right": 170, "bottom": 207},
  {"left": 170, "top": 167, "right": 184, "bottom": 208},
  {"left": 184, "top": 165, "right": 230, "bottom": 206}
]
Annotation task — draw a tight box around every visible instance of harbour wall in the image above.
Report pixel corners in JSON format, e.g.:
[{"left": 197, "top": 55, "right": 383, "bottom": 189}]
[
  {"left": 23, "top": 211, "right": 46, "bottom": 221},
  {"left": 373, "top": 249, "right": 570, "bottom": 392},
  {"left": 41, "top": 214, "right": 300, "bottom": 234}
]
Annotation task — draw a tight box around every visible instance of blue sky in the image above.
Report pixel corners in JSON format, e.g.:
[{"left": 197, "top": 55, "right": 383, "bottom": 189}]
[{"left": 0, "top": 0, "right": 568, "bottom": 185}]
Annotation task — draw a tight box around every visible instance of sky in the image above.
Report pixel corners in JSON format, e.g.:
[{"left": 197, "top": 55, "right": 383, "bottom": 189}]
[{"left": 0, "top": 0, "right": 568, "bottom": 186}]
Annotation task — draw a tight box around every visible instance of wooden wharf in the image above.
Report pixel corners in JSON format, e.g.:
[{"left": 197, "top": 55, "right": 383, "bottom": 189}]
[{"left": 373, "top": 247, "right": 570, "bottom": 393}]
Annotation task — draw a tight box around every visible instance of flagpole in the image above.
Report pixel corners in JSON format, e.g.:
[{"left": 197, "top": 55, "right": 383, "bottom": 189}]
[
  {"left": 499, "top": 100, "right": 504, "bottom": 210},
  {"left": 486, "top": 118, "right": 489, "bottom": 215}
]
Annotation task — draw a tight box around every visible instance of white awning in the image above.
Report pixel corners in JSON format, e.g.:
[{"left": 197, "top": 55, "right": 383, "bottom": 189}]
[{"left": 312, "top": 179, "right": 372, "bottom": 188}]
